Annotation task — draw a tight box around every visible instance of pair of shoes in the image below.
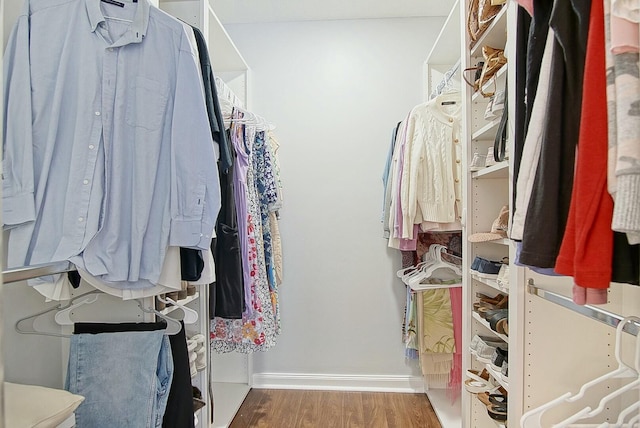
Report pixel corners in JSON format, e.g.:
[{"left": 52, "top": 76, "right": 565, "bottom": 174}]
[
  {"left": 464, "top": 368, "right": 500, "bottom": 394},
  {"left": 470, "top": 152, "right": 487, "bottom": 171},
  {"left": 485, "top": 147, "right": 497, "bottom": 168},
  {"left": 187, "top": 334, "right": 207, "bottom": 375},
  {"left": 483, "top": 90, "right": 505, "bottom": 120},
  {"left": 470, "top": 335, "right": 507, "bottom": 364},
  {"left": 477, "top": 392, "right": 508, "bottom": 422},
  {"left": 490, "top": 347, "right": 508, "bottom": 372},
  {"left": 470, "top": 257, "right": 503, "bottom": 278},
  {"left": 497, "top": 263, "right": 510, "bottom": 291}
]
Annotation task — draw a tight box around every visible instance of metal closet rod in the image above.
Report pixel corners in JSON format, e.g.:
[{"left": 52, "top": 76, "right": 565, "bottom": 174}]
[
  {"left": 2, "top": 261, "right": 74, "bottom": 285},
  {"left": 527, "top": 279, "right": 640, "bottom": 337}
]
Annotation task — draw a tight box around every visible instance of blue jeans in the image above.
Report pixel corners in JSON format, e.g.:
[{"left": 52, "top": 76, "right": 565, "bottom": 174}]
[{"left": 66, "top": 330, "right": 173, "bottom": 427}]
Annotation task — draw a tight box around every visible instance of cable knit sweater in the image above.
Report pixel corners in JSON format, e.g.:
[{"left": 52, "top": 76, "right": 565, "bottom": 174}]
[{"left": 400, "top": 93, "right": 462, "bottom": 237}]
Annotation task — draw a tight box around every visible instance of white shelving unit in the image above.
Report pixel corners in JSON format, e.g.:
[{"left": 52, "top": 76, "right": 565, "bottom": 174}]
[
  {"left": 422, "top": 2, "right": 463, "bottom": 427},
  {"left": 461, "top": 1, "right": 516, "bottom": 427},
  {"left": 156, "top": 1, "right": 253, "bottom": 427}
]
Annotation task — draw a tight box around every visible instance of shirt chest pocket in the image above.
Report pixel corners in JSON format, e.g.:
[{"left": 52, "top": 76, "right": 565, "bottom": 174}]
[{"left": 125, "top": 77, "right": 169, "bottom": 131}]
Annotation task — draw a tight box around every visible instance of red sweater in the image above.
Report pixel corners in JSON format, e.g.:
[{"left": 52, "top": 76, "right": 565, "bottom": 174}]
[{"left": 555, "top": 0, "right": 614, "bottom": 288}]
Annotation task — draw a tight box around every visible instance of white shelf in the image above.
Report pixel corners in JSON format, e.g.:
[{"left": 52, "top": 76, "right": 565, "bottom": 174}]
[
  {"left": 472, "top": 161, "right": 509, "bottom": 179},
  {"left": 472, "top": 118, "right": 501, "bottom": 140},
  {"left": 470, "top": 5, "right": 508, "bottom": 57},
  {"left": 425, "top": 0, "right": 461, "bottom": 65},
  {"left": 212, "top": 382, "right": 251, "bottom": 428},
  {"left": 471, "top": 273, "right": 506, "bottom": 293},
  {"left": 425, "top": 389, "right": 462, "bottom": 428},
  {"left": 472, "top": 311, "right": 509, "bottom": 343}
]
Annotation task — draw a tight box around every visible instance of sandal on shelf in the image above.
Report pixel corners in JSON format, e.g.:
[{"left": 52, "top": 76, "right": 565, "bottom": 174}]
[
  {"left": 496, "top": 317, "right": 509, "bottom": 336},
  {"left": 487, "top": 403, "right": 508, "bottom": 421},
  {"left": 488, "top": 309, "right": 509, "bottom": 331},
  {"left": 464, "top": 369, "right": 499, "bottom": 394}
]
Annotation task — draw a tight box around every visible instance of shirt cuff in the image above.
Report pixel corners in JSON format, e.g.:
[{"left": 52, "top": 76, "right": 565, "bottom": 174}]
[
  {"left": 169, "top": 219, "right": 214, "bottom": 250},
  {"left": 3, "top": 192, "right": 35, "bottom": 228}
]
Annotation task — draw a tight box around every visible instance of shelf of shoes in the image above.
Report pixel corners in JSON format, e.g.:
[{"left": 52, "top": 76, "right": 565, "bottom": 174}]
[
  {"left": 470, "top": 5, "right": 508, "bottom": 57},
  {"left": 471, "top": 273, "right": 504, "bottom": 293},
  {"left": 472, "top": 312, "right": 509, "bottom": 343},
  {"left": 472, "top": 118, "right": 502, "bottom": 140}
]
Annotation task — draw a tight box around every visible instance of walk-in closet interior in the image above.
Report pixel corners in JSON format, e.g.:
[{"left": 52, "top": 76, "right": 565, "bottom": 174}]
[{"left": 1, "top": 0, "right": 640, "bottom": 427}]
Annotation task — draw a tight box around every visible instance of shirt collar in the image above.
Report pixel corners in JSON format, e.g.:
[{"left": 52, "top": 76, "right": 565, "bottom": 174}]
[{"left": 85, "top": 0, "right": 150, "bottom": 43}]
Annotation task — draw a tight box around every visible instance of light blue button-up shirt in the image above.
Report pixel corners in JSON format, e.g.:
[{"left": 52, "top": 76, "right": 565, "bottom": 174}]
[{"left": 3, "top": 0, "right": 221, "bottom": 288}]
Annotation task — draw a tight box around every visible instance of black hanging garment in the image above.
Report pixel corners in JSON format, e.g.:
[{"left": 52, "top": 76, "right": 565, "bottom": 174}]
[{"left": 189, "top": 26, "right": 245, "bottom": 319}]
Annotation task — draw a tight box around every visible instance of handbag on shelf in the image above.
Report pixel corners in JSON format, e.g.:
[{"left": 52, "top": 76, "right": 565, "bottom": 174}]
[
  {"left": 467, "top": 0, "right": 503, "bottom": 47},
  {"left": 463, "top": 46, "right": 507, "bottom": 98}
]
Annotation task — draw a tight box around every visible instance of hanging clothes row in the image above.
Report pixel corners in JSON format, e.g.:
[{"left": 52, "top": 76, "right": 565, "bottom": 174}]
[
  {"left": 209, "top": 103, "right": 285, "bottom": 354},
  {"left": 382, "top": 91, "right": 463, "bottom": 397},
  {"left": 511, "top": 0, "right": 639, "bottom": 305}
]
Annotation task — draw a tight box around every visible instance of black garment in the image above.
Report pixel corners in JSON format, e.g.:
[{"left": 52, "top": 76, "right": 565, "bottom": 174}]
[
  {"left": 519, "top": 0, "right": 591, "bottom": 268},
  {"left": 163, "top": 321, "right": 196, "bottom": 428},
  {"left": 67, "top": 270, "right": 82, "bottom": 288},
  {"left": 511, "top": 6, "right": 532, "bottom": 212},
  {"left": 523, "top": 0, "right": 554, "bottom": 133},
  {"left": 612, "top": 233, "right": 640, "bottom": 286},
  {"left": 180, "top": 248, "right": 204, "bottom": 282},
  {"left": 191, "top": 26, "right": 232, "bottom": 173},
  {"left": 74, "top": 321, "right": 167, "bottom": 334},
  {"left": 211, "top": 132, "right": 245, "bottom": 319}
]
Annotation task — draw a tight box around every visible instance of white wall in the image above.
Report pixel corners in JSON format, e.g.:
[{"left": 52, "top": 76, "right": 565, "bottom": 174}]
[{"left": 225, "top": 17, "right": 444, "bottom": 385}]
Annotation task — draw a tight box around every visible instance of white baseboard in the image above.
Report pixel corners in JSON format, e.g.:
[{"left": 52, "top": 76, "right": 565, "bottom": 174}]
[{"left": 251, "top": 373, "right": 425, "bottom": 393}]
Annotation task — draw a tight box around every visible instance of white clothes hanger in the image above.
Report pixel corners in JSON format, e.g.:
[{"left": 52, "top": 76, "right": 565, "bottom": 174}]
[
  {"left": 54, "top": 292, "right": 104, "bottom": 325},
  {"left": 400, "top": 245, "right": 440, "bottom": 284},
  {"left": 406, "top": 245, "right": 462, "bottom": 289},
  {"left": 522, "top": 316, "right": 640, "bottom": 428},
  {"left": 156, "top": 295, "right": 198, "bottom": 325}
]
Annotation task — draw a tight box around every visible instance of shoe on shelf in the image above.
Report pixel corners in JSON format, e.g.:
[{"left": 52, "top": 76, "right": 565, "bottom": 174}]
[
  {"left": 491, "top": 90, "right": 505, "bottom": 117},
  {"left": 497, "top": 263, "right": 510, "bottom": 291},
  {"left": 470, "top": 257, "right": 503, "bottom": 279},
  {"left": 470, "top": 152, "right": 488, "bottom": 171},
  {"left": 473, "top": 337, "right": 507, "bottom": 364},
  {"left": 465, "top": 369, "right": 500, "bottom": 394},
  {"left": 501, "top": 360, "right": 508, "bottom": 380},
  {"left": 490, "top": 346, "right": 508, "bottom": 371},
  {"left": 485, "top": 147, "right": 497, "bottom": 168},
  {"left": 484, "top": 96, "right": 498, "bottom": 121}
]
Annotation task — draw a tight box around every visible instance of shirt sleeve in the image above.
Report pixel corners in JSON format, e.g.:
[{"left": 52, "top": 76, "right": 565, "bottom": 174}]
[
  {"left": 168, "top": 29, "right": 221, "bottom": 250},
  {"left": 3, "top": 13, "right": 36, "bottom": 229}
]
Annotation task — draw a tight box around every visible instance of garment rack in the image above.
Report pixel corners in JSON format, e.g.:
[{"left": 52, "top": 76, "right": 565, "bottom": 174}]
[
  {"left": 527, "top": 279, "right": 640, "bottom": 337},
  {"left": 3, "top": 261, "right": 74, "bottom": 285}
]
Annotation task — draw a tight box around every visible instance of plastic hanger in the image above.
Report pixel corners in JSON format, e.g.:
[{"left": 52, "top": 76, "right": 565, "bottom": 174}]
[
  {"left": 400, "top": 245, "right": 440, "bottom": 284},
  {"left": 407, "top": 245, "right": 462, "bottom": 289},
  {"left": 135, "top": 299, "right": 183, "bottom": 335},
  {"left": 54, "top": 292, "right": 103, "bottom": 325},
  {"left": 156, "top": 295, "right": 198, "bottom": 324},
  {"left": 521, "top": 316, "right": 640, "bottom": 427}
]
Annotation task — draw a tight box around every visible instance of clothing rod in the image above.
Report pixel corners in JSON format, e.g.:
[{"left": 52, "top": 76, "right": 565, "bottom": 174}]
[
  {"left": 527, "top": 279, "right": 640, "bottom": 337},
  {"left": 3, "top": 261, "right": 74, "bottom": 284}
]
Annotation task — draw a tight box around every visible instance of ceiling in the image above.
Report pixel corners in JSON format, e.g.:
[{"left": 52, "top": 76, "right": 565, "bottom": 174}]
[{"left": 212, "top": 0, "right": 454, "bottom": 24}]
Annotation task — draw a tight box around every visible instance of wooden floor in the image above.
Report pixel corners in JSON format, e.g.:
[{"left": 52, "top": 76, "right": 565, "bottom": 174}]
[{"left": 228, "top": 389, "right": 442, "bottom": 428}]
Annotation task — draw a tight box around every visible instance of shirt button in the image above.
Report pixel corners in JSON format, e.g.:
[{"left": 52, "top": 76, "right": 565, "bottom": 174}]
[
  {"left": 95, "top": 111, "right": 101, "bottom": 116},
  {"left": 456, "top": 159, "right": 461, "bottom": 164},
  {"left": 89, "top": 145, "right": 95, "bottom": 150},
  {"left": 83, "top": 179, "right": 90, "bottom": 185},
  {"left": 455, "top": 178, "right": 460, "bottom": 183},
  {"left": 78, "top": 217, "right": 84, "bottom": 222},
  {"left": 454, "top": 139, "right": 459, "bottom": 143},
  {"left": 448, "top": 118, "right": 453, "bottom": 122},
  {"left": 108, "top": 48, "right": 113, "bottom": 52}
]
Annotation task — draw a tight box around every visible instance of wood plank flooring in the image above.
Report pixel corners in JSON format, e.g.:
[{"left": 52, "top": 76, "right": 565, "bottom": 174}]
[{"left": 228, "top": 389, "right": 442, "bottom": 428}]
